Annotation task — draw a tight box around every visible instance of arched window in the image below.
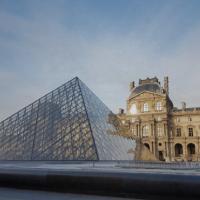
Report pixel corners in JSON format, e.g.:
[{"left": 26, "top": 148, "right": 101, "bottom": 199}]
[
  {"left": 156, "top": 102, "right": 162, "bottom": 111},
  {"left": 130, "top": 104, "right": 137, "bottom": 114},
  {"left": 143, "top": 103, "right": 149, "bottom": 112},
  {"left": 187, "top": 143, "right": 195, "bottom": 155},
  {"left": 142, "top": 125, "right": 149, "bottom": 137},
  {"left": 175, "top": 143, "right": 183, "bottom": 157}
]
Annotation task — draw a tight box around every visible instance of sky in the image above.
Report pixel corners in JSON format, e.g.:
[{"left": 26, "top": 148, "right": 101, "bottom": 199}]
[{"left": 0, "top": 0, "right": 200, "bottom": 120}]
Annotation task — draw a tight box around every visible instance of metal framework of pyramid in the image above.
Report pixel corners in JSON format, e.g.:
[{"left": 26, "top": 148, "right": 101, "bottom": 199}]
[{"left": 0, "top": 77, "right": 135, "bottom": 160}]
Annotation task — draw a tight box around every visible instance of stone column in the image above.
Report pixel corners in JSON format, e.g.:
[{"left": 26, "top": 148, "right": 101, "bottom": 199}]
[
  {"left": 184, "top": 137, "right": 187, "bottom": 161},
  {"left": 154, "top": 120, "right": 159, "bottom": 159},
  {"left": 167, "top": 123, "right": 172, "bottom": 161},
  {"left": 198, "top": 137, "right": 200, "bottom": 161},
  {"left": 170, "top": 141, "right": 174, "bottom": 161}
]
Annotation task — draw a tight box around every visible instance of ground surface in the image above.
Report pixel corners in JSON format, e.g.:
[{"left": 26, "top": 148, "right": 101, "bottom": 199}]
[
  {"left": 0, "top": 188, "right": 141, "bottom": 200},
  {"left": 0, "top": 161, "right": 199, "bottom": 175}
]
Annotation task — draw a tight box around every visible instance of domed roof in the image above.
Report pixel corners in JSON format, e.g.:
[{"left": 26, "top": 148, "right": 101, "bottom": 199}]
[{"left": 129, "top": 83, "right": 162, "bottom": 99}]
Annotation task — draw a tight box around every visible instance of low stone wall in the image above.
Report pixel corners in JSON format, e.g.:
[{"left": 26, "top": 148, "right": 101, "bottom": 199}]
[
  {"left": 116, "top": 160, "right": 200, "bottom": 169},
  {"left": 0, "top": 163, "right": 199, "bottom": 198}
]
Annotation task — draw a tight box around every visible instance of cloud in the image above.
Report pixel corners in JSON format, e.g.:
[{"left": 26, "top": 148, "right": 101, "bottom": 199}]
[{"left": 0, "top": 1, "right": 200, "bottom": 120}]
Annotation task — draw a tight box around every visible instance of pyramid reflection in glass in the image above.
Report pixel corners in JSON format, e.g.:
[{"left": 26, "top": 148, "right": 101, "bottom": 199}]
[{"left": 0, "top": 77, "right": 135, "bottom": 160}]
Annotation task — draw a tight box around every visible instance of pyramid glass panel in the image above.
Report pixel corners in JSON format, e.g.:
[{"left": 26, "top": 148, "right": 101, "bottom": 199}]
[
  {"left": 0, "top": 77, "right": 135, "bottom": 160},
  {"left": 79, "top": 79, "right": 135, "bottom": 160}
]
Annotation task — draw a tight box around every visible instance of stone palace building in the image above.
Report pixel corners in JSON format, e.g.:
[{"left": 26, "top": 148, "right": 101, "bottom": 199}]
[{"left": 117, "top": 77, "right": 200, "bottom": 162}]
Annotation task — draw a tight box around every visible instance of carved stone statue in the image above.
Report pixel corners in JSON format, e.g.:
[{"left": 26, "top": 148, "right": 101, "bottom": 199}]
[{"left": 107, "top": 112, "right": 157, "bottom": 161}]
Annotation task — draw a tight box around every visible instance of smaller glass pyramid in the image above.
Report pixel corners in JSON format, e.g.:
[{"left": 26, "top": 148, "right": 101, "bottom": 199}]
[{"left": 0, "top": 77, "right": 135, "bottom": 160}]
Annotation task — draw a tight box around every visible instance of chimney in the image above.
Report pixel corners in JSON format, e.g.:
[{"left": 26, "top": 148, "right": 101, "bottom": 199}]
[
  {"left": 181, "top": 102, "right": 186, "bottom": 110},
  {"left": 119, "top": 108, "right": 124, "bottom": 114},
  {"left": 164, "top": 76, "right": 169, "bottom": 95},
  {"left": 129, "top": 81, "right": 135, "bottom": 91}
]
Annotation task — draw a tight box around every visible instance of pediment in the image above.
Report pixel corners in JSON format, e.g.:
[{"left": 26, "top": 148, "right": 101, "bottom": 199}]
[{"left": 129, "top": 91, "right": 164, "bottom": 101}]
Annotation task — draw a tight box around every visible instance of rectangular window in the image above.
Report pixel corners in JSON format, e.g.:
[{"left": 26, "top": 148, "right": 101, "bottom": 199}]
[
  {"left": 142, "top": 125, "right": 149, "bottom": 137},
  {"left": 176, "top": 128, "right": 181, "bottom": 137},
  {"left": 132, "top": 127, "right": 137, "bottom": 136},
  {"left": 188, "top": 128, "right": 193, "bottom": 137},
  {"left": 143, "top": 103, "right": 149, "bottom": 112},
  {"left": 156, "top": 102, "right": 162, "bottom": 111},
  {"left": 157, "top": 125, "right": 162, "bottom": 137}
]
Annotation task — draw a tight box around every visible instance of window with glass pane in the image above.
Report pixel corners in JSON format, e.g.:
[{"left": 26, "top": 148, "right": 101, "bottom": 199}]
[
  {"left": 188, "top": 117, "right": 192, "bottom": 122},
  {"left": 188, "top": 128, "right": 193, "bottom": 137},
  {"left": 156, "top": 102, "right": 162, "bottom": 111},
  {"left": 157, "top": 125, "right": 162, "bottom": 137},
  {"left": 176, "top": 128, "right": 181, "bottom": 137},
  {"left": 143, "top": 103, "right": 149, "bottom": 112},
  {"left": 142, "top": 125, "right": 149, "bottom": 137}
]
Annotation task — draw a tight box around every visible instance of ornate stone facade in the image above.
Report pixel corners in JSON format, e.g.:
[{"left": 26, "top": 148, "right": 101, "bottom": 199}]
[{"left": 118, "top": 77, "right": 200, "bottom": 162}]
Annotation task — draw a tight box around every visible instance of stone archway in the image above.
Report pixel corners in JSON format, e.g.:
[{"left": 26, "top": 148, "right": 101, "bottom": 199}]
[{"left": 175, "top": 143, "right": 183, "bottom": 157}]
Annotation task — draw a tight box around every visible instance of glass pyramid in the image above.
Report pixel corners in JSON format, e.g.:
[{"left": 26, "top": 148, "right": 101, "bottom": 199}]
[{"left": 0, "top": 77, "right": 135, "bottom": 160}]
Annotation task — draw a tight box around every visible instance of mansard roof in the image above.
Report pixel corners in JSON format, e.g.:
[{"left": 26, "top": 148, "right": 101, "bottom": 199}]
[{"left": 129, "top": 82, "right": 163, "bottom": 99}]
